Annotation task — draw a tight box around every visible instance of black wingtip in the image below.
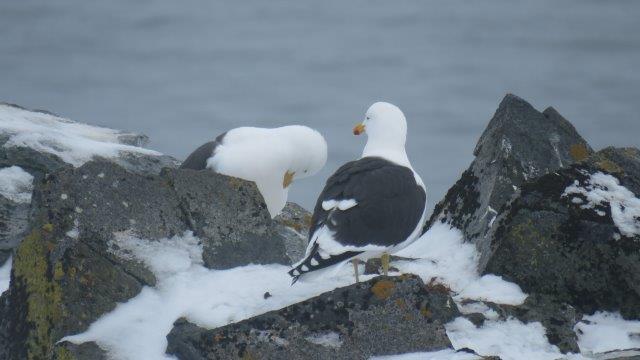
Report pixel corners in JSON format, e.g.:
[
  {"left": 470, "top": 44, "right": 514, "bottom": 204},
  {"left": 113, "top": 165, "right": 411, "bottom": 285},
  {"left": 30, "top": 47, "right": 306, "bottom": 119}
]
[{"left": 288, "top": 268, "right": 301, "bottom": 286}]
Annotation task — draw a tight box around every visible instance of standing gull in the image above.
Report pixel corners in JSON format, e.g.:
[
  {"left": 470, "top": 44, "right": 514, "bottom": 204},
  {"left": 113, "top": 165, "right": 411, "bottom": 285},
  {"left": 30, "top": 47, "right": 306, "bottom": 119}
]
[
  {"left": 289, "top": 102, "right": 427, "bottom": 283},
  {"left": 180, "top": 125, "right": 327, "bottom": 218}
]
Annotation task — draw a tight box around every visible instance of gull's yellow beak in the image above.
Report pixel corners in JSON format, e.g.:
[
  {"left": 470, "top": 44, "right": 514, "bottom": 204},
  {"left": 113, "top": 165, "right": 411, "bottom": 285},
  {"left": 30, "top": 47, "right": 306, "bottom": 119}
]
[
  {"left": 283, "top": 170, "right": 295, "bottom": 188},
  {"left": 353, "top": 123, "right": 366, "bottom": 136}
]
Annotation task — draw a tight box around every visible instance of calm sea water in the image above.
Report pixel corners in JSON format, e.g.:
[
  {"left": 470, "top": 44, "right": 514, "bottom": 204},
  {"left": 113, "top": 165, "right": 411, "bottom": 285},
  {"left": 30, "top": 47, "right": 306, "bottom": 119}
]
[{"left": 1, "top": 0, "right": 639, "bottom": 211}]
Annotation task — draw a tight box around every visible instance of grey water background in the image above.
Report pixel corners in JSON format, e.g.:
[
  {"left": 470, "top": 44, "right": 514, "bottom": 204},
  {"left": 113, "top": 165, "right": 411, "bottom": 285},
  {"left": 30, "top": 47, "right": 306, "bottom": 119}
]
[{"left": 1, "top": 1, "right": 639, "bottom": 211}]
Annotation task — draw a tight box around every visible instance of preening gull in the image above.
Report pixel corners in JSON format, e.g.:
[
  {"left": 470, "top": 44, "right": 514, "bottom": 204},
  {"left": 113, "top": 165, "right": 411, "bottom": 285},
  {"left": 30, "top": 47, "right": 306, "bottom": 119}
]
[
  {"left": 289, "top": 102, "right": 427, "bottom": 283},
  {"left": 180, "top": 125, "right": 327, "bottom": 218}
]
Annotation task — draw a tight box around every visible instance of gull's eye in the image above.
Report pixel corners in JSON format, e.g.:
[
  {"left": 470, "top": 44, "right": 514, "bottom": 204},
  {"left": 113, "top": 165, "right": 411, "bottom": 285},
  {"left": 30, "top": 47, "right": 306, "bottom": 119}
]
[
  {"left": 366, "top": 116, "right": 370, "bottom": 120},
  {"left": 304, "top": 170, "right": 308, "bottom": 173}
]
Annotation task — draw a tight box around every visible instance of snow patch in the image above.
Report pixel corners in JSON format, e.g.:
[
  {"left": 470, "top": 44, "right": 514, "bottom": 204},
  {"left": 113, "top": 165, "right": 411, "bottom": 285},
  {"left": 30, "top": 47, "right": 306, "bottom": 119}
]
[
  {"left": 305, "top": 331, "right": 343, "bottom": 349},
  {"left": 0, "top": 256, "right": 11, "bottom": 294},
  {"left": 563, "top": 172, "right": 640, "bottom": 237},
  {"left": 394, "top": 222, "right": 527, "bottom": 305},
  {"left": 62, "top": 231, "right": 363, "bottom": 360},
  {"left": 0, "top": 166, "right": 34, "bottom": 203},
  {"left": 457, "top": 301, "right": 499, "bottom": 321},
  {"left": 0, "top": 104, "right": 160, "bottom": 167},
  {"left": 575, "top": 312, "right": 640, "bottom": 355},
  {"left": 446, "top": 317, "right": 564, "bottom": 360},
  {"left": 370, "top": 348, "right": 480, "bottom": 359}
]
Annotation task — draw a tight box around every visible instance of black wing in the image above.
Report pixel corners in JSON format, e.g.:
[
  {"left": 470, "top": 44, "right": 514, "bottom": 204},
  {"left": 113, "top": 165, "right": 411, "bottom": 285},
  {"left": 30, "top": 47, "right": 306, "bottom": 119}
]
[
  {"left": 179, "top": 132, "right": 227, "bottom": 170},
  {"left": 309, "top": 156, "right": 426, "bottom": 248},
  {"left": 288, "top": 156, "right": 426, "bottom": 283}
]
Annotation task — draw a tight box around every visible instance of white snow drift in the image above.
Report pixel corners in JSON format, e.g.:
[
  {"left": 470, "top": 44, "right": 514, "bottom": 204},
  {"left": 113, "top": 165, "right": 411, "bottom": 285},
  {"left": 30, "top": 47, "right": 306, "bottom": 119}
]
[
  {"left": 0, "top": 166, "right": 34, "bottom": 204},
  {"left": 563, "top": 171, "right": 640, "bottom": 237},
  {"left": 0, "top": 104, "right": 160, "bottom": 166},
  {"left": 60, "top": 219, "right": 640, "bottom": 360},
  {"left": 394, "top": 222, "right": 527, "bottom": 305},
  {"left": 0, "top": 256, "right": 11, "bottom": 295}
]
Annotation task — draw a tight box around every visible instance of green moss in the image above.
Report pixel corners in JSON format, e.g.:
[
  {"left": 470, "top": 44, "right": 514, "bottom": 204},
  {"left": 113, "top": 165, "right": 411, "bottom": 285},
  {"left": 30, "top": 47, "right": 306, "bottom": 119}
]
[
  {"left": 14, "top": 228, "right": 64, "bottom": 360},
  {"left": 508, "top": 219, "right": 546, "bottom": 268}
]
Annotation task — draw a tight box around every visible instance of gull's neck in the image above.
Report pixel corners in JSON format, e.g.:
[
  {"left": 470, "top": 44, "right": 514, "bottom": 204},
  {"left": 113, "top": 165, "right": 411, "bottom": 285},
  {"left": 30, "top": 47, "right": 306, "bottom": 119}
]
[{"left": 362, "top": 138, "right": 412, "bottom": 169}]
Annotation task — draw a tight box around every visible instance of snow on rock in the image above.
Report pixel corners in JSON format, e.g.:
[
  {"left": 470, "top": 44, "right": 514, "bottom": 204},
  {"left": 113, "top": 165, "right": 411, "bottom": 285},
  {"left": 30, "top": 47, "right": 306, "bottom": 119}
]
[
  {"left": 304, "top": 331, "right": 343, "bottom": 349},
  {"left": 0, "top": 256, "right": 11, "bottom": 294},
  {"left": 0, "top": 103, "right": 160, "bottom": 166},
  {"left": 61, "top": 231, "right": 365, "bottom": 360},
  {"left": 574, "top": 312, "right": 640, "bottom": 355},
  {"left": 394, "top": 222, "right": 527, "bottom": 305},
  {"left": 563, "top": 171, "right": 640, "bottom": 238},
  {"left": 0, "top": 166, "right": 34, "bottom": 203},
  {"left": 370, "top": 349, "right": 480, "bottom": 360},
  {"left": 446, "top": 317, "right": 567, "bottom": 360}
]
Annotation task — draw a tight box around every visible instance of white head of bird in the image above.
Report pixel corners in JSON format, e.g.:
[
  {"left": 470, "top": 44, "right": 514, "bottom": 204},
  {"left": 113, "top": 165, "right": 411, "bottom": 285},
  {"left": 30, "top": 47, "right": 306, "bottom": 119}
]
[
  {"left": 353, "top": 102, "right": 411, "bottom": 167},
  {"left": 279, "top": 125, "right": 328, "bottom": 187}
]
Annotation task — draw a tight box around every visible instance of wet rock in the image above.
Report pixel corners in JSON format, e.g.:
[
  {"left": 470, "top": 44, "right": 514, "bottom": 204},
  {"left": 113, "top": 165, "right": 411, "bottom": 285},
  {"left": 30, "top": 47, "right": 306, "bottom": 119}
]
[
  {"left": 166, "top": 275, "right": 459, "bottom": 360},
  {"left": 1, "top": 160, "right": 309, "bottom": 359},
  {"left": 427, "top": 94, "right": 592, "bottom": 270},
  {"left": 485, "top": 147, "right": 640, "bottom": 319}
]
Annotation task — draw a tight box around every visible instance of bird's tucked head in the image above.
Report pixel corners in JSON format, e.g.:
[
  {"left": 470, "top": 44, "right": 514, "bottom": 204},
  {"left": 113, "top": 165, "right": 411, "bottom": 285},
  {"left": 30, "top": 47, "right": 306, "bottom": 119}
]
[
  {"left": 355, "top": 102, "right": 408, "bottom": 157},
  {"left": 278, "top": 125, "right": 328, "bottom": 188}
]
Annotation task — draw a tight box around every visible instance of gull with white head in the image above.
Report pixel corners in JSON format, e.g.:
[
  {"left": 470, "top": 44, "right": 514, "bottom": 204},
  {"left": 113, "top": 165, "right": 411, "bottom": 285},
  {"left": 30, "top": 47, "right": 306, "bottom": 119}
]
[
  {"left": 180, "top": 125, "right": 327, "bottom": 218},
  {"left": 289, "top": 102, "right": 427, "bottom": 283}
]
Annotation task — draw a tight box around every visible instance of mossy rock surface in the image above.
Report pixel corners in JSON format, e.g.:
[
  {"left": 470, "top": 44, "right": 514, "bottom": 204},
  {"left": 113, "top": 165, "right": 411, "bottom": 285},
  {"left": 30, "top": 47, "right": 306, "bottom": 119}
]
[
  {"left": 486, "top": 147, "right": 640, "bottom": 319},
  {"left": 427, "top": 94, "right": 593, "bottom": 271}
]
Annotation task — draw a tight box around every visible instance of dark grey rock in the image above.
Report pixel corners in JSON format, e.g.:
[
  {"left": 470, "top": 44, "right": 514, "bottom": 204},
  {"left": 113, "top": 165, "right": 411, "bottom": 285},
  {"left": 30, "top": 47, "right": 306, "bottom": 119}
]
[
  {"left": 110, "top": 152, "right": 180, "bottom": 177},
  {"left": 273, "top": 202, "right": 313, "bottom": 264},
  {"left": 0, "top": 291, "right": 10, "bottom": 360},
  {"left": 2, "top": 160, "right": 309, "bottom": 359},
  {"left": 162, "top": 167, "right": 290, "bottom": 269},
  {"left": 0, "top": 102, "right": 180, "bottom": 267},
  {"left": 55, "top": 341, "right": 108, "bottom": 360},
  {"left": 166, "top": 275, "right": 459, "bottom": 360},
  {"left": 596, "top": 349, "right": 640, "bottom": 359},
  {"left": 427, "top": 94, "right": 592, "bottom": 270},
  {"left": 485, "top": 147, "right": 640, "bottom": 319},
  {"left": 0, "top": 194, "right": 30, "bottom": 265}
]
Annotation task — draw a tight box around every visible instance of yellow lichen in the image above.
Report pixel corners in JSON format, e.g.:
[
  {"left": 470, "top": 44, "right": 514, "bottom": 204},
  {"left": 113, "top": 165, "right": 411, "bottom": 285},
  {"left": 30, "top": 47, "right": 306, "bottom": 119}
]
[
  {"left": 569, "top": 144, "right": 590, "bottom": 162},
  {"left": 596, "top": 159, "right": 623, "bottom": 174},
  {"left": 241, "top": 351, "right": 255, "bottom": 360},
  {"left": 53, "top": 262, "right": 65, "bottom": 281},
  {"left": 371, "top": 280, "right": 395, "bottom": 300},
  {"left": 227, "top": 177, "right": 245, "bottom": 190},
  {"left": 13, "top": 228, "right": 64, "bottom": 360},
  {"left": 42, "top": 223, "right": 54, "bottom": 233},
  {"left": 279, "top": 219, "right": 306, "bottom": 233},
  {"left": 68, "top": 266, "right": 77, "bottom": 279},
  {"left": 54, "top": 346, "right": 75, "bottom": 360},
  {"left": 420, "top": 305, "right": 432, "bottom": 318}
]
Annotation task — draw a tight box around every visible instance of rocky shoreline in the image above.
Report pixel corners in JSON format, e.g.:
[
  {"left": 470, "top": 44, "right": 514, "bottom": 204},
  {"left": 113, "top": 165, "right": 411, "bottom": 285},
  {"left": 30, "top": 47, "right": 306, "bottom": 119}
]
[{"left": 0, "top": 97, "right": 638, "bottom": 359}]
